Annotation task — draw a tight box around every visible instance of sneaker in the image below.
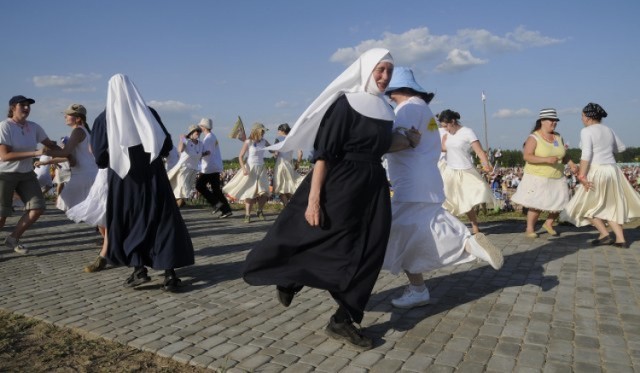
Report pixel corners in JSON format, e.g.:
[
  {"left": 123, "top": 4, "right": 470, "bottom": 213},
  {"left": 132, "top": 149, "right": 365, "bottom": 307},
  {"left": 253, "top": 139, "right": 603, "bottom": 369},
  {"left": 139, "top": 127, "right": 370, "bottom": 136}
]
[
  {"left": 470, "top": 233, "right": 504, "bottom": 270},
  {"left": 244, "top": 215, "right": 251, "bottom": 223},
  {"left": 220, "top": 211, "right": 233, "bottom": 219},
  {"left": 4, "top": 236, "right": 29, "bottom": 255},
  {"left": 325, "top": 316, "right": 373, "bottom": 349},
  {"left": 84, "top": 256, "right": 107, "bottom": 273},
  {"left": 391, "top": 287, "right": 431, "bottom": 309},
  {"left": 256, "top": 210, "right": 265, "bottom": 221}
]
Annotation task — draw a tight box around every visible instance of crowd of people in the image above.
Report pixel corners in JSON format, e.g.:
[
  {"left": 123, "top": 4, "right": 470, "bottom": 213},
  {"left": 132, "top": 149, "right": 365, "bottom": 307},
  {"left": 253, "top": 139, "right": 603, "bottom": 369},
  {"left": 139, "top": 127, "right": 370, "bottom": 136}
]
[{"left": 2, "top": 48, "right": 640, "bottom": 350}]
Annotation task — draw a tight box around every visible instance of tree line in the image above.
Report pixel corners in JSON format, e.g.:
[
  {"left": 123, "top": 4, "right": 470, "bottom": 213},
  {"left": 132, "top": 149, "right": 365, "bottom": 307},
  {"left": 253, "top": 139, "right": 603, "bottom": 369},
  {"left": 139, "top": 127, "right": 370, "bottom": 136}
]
[{"left": 490, "top": 147, "right": 640, "bottom": 168}]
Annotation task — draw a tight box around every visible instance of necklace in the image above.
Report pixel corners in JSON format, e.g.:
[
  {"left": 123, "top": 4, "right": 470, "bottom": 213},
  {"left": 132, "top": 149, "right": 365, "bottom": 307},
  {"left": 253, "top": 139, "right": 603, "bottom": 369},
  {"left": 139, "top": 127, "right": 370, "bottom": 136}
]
[
  {"left": 10, "top": 119, "right": 27, "bottom": 135},
  {"left": 539, "top": 131, "right": 558, "bottom": 147}
]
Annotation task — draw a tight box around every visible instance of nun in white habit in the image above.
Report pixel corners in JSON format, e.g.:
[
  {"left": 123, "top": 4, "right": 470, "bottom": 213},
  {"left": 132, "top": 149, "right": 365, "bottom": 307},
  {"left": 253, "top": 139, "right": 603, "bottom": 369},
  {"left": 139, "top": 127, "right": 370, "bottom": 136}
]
[
  {"left": 91, "top": 74, "right": 194, "bottom": 292},
  {"left": 243, "top": 48, "right": 420, "bottom": 349}
]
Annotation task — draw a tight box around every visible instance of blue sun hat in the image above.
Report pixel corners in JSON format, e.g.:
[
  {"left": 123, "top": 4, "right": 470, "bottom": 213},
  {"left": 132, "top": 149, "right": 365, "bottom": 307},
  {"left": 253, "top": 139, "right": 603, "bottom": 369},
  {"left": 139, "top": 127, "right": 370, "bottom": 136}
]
[{"left": 385, "top": 67, "right": 427, "bottom": 94}]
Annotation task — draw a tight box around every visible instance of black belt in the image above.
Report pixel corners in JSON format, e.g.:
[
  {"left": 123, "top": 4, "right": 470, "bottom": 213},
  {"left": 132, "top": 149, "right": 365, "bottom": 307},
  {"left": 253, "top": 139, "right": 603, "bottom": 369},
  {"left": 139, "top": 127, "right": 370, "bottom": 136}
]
[{"left": 343, "top": 152, "right": 381, "bottom": 163}]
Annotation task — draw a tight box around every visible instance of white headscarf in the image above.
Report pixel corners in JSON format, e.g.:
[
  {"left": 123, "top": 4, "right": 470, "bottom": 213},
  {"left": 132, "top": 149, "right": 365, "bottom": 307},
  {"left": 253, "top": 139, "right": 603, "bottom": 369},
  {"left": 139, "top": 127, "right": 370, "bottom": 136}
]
[
  {"left": 267, "top": 48, "right": 394, "bottom": 153},
  {"left": 106, "top": 74, "right": 166, "bottom": 179}
]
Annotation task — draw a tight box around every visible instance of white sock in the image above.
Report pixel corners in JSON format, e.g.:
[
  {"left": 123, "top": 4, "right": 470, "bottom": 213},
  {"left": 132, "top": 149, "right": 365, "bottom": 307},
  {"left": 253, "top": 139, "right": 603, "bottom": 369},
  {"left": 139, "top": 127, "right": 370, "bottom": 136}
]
[{"left": 410, "top": 284, "right": 427, "bottom": 293}]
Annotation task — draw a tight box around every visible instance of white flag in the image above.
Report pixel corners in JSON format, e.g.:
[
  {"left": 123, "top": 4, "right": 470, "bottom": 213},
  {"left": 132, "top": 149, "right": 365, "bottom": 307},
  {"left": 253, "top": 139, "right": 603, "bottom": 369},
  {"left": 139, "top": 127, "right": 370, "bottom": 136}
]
[{"left": 481, "top": 91, "right": 486, "bottom": 102}]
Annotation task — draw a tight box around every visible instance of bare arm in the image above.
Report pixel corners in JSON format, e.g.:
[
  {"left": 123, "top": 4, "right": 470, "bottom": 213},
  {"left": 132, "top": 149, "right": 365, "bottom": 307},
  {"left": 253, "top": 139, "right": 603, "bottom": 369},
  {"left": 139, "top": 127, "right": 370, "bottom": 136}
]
[
  {"left": 45, "top": 127, "right": 86, "bottom": 157},
  {"left": 0, "top": 144, "right": 43, "bottom": 162},
  {"left": 387, "top": 128, "right": 421, "bottom": 153},
  {"left": 306, "top": 160, "right": 327, "bottom": 227},
  {"left": 470, "top": 140, "right": 493, "bottom": 172},
  {"left": 177, "top": 135, "right": 186, "bottom": 153},
  {"left": 238, "top": 141, "right": 250, "bottom": 175}
]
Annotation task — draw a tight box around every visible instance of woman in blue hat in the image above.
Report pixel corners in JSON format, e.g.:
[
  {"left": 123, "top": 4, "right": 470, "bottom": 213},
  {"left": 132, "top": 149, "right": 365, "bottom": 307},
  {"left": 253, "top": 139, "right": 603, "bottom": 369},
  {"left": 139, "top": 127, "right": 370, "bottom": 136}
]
[{"left": 382, "top": 67, "right": 503, "bottom": 309}]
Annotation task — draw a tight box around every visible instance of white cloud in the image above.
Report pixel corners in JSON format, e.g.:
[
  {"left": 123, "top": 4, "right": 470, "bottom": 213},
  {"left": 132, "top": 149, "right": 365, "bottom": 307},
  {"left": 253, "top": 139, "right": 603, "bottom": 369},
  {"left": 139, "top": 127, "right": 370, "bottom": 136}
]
[
  {"left": 275, "top": 100, "right": 294, "bottom": 109},
  {"left": 330, "top": 26, "right": 565, "bottom": 72},
  {"left": 435, "top": 49, "right": 487, "bottom": 73},
  {"left": 492, "top": 108, "right": 533, "bottom": 119},
  {"left": 507, "top": 26, "right": 565, "bottom": 47},
  {"left": 147, "top": 100, "right": 201, "bottom": 112},
  {"left": 32, "top": 73, "right": 102, "bottom": 89}
]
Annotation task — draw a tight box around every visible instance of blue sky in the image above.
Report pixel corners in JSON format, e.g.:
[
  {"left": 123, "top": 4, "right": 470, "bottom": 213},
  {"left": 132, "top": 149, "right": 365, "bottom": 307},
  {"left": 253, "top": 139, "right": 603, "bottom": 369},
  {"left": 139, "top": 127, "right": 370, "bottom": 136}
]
[{"left": 2, "top": 0, "right": 638, "bottom": 159}]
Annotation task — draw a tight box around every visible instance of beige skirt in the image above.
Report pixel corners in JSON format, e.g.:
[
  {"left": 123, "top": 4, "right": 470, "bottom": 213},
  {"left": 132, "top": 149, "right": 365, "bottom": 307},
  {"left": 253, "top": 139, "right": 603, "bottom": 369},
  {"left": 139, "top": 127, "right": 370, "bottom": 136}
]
[
  {"left": 442, "top": 166, "right": 496, "bottom": 216},
  {"left": 273, "top": 157, "right": 302, "bottom": 195},
  {"left": 511, "top": 173, "right": 570, "bottom": 212},
  {"left": 222, "top": 164, "right": 270, "bottom": 201},
  {"left": 561, "top": 164, "right": 640, "bottom": 227},
  {"left": 168, "top": 166, "right": 198, "bottom": 199}
]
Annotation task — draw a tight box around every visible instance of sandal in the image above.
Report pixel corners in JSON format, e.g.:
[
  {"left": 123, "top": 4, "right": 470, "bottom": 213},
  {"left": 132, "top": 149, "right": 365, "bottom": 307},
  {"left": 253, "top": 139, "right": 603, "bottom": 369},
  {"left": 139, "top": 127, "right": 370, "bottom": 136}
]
[
  {"left": 611, "top": 242, "right": 629, "bottom": 248},
  {"left": 162, "top": 275, "right": 182, "bottom": 292},
  {"left": 123, "top": 267, "right": 151, "bottom": 288}
]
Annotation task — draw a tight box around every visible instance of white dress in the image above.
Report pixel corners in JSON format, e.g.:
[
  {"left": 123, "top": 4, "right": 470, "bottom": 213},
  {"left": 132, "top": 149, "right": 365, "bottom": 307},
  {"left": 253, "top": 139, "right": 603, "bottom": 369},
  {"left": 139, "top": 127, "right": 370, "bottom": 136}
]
[
  {"left": 223, "top": 139, "right": 270, "bottom": 201},
  {"left": 441, "top": 126, "right": 496, "bottom": 216},
  {"left": 561, "top": 124, "right": 640, "bottom": 226},
  {"left": 272, "top": 135, "right": 302, "bottom": 195},
  {"left": 56, "top": 127, "right": 98, "bottom": 211},
  {"left": 383, "top": 97, "right": 475, "bottom": 275},
  {"left": 34, "top": 155, "right": 53, "bottom": 189},
  {"left": 167, "top": 140, "right": 203, "bottom": 199},
  {"left": 66, "top": 168, "right": 108, "bottom": 226}
]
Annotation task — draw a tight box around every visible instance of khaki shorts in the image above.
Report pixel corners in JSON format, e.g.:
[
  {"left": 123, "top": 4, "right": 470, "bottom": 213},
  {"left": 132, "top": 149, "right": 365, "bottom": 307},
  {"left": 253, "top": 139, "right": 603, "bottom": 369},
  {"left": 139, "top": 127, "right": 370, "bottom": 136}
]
[{"left": 0, "top": 172, "right": 46, "bottom": 217}]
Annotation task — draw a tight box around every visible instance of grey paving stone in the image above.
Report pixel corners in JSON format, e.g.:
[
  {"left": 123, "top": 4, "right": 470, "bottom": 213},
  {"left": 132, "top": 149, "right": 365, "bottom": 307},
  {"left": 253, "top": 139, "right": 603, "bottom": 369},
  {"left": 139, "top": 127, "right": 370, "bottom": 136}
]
[{"left": 2, "top": 204, "right": 640, "bottom": 372}]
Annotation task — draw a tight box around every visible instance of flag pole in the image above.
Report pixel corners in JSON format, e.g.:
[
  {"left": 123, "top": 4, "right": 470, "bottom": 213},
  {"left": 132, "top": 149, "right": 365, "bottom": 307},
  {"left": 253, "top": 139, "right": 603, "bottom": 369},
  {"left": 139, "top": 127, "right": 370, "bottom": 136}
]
[{"left": 482, "top": 91, "right": 489, "bottom": 150}]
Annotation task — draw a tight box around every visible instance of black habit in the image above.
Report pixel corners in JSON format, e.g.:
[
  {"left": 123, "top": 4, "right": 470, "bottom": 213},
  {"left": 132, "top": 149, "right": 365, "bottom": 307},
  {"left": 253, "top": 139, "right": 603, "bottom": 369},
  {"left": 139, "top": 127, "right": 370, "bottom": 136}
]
[
  {"left": 91, "top": 108, "right": 195, "bottom": 270},
  {"left": 243, "top": 95, "right": 392, "bottom": 323}
]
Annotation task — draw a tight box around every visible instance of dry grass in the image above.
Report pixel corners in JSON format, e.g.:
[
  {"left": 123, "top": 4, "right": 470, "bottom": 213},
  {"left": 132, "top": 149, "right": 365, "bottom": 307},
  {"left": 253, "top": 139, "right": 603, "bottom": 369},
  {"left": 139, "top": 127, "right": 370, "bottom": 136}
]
[{"left": 0, "top": 310, "right": 211, "bottom": 373}]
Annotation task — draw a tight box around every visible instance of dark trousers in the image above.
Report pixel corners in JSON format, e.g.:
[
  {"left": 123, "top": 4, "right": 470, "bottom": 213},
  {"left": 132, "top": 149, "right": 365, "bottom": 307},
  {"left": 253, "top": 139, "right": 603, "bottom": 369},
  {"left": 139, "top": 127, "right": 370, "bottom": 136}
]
[{"left": 196, "top": 172, "right": 231, "bottom": 214}]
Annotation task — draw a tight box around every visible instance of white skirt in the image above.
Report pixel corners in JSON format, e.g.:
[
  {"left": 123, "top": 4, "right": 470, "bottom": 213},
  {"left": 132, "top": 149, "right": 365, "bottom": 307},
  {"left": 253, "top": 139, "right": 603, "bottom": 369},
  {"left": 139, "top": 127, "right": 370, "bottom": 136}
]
[
  {"left": 168, "top": 165, "right": 198, "bottom": 199},
  {"left": 66, "top": 168, "right": 108, "bottom": 227},
  {"left": 560, "top": 164, "right": 640, "bottom": 227},
  {"left": 56, "top": 169, "right": 98, "bottom": 211},
  {"left": 442, "top": 167, "right": 496, "bottom": 216},
  {"left": 273, "top": 157, "right": 302, "bottom": 195},
  {"left": 511, "top": 173, "right": 570, "bottom": 212},
  {"left": 222, "top": 164, "right": 270, "bottom": 201},
  {"left": 383, "top": 202, "right": 475, "bottom": 275}
]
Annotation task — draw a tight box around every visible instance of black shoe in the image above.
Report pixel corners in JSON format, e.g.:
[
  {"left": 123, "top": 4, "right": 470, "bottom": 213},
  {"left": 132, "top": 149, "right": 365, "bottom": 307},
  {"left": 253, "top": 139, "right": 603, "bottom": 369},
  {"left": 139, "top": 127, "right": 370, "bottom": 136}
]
[
  {"left": 611, "top": 242, "right": 629, "bottom": 248},
  {"left": 276, "top": 285, "right": 302, "bottom": 307},
  {"left": 123, "top": 267, "right": 151, "bottom": 288},
  {"left": 211, "top": 203, "right": 223, "bottom": 215},
  {"left": 591, "top": 235, "right": 613, "bottom": 246},
  {"left": 325, "top": 316, "right": 373, "bottom": 349},
  {"left": 219, "top": 211, "right": 233, "bottom": 219},
  {"left": 163, "top": 275, "right": 182, "bottom": 292}
]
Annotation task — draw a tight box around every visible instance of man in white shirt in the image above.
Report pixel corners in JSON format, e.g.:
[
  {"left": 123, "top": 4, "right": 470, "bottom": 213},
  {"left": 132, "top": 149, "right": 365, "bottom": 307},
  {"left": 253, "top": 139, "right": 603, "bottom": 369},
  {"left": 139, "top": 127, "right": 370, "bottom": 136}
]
[{"left": 197, "top": 118, "right": 232, "bottom": 218}]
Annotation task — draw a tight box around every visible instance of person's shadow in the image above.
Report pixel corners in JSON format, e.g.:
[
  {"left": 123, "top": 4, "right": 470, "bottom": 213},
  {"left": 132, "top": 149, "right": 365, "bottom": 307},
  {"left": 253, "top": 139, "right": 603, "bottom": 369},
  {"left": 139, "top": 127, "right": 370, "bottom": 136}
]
[{"left": 364, "top": 234, "right": 594, "bottom": 336}]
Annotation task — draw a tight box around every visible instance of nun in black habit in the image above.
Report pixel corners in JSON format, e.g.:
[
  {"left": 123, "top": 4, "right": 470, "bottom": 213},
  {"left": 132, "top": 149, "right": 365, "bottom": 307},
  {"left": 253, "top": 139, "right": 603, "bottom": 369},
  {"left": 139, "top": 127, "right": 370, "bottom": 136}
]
[
  {"left": 92, "top": 74, "right": 194, "bottom": 292},
  {"left": 243, "top": 48, "right": 420, "bottom": 349}
]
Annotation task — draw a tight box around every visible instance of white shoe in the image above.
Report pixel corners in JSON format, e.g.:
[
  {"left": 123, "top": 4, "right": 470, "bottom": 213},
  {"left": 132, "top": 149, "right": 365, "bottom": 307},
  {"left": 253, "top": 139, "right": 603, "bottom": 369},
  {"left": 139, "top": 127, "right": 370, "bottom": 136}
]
[
  {"left": 391, "top": 287, "right": 431, "bottom": 309},
  {"left": 468, "top": 233, "right": 503, "bottom": 270},
  {"left": 4, "top": 236, "right": 29, "bottom": 255}
]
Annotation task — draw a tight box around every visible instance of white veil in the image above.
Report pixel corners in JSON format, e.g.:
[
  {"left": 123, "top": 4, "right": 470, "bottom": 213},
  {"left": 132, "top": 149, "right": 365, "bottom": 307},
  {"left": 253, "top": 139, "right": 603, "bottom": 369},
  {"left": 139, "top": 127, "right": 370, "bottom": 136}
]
[
  {"left": 267, "top": 48, "right": 393, "bottom": 154},
  {"left": 106, "top": 74, "right": 166, "bottom": 179}
]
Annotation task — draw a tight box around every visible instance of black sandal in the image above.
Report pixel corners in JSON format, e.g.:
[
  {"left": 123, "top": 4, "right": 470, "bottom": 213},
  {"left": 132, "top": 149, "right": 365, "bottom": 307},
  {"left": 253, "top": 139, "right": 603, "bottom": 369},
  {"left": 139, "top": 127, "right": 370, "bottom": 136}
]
[
  {"left": 611, "top": 242, "right": 629, "bottom": 248},
  {"left": 591, "top": 235, "right": 613, "bottom": 246},
  {"left": 124, "top": 267, "right": 151, "bottom": 288}
]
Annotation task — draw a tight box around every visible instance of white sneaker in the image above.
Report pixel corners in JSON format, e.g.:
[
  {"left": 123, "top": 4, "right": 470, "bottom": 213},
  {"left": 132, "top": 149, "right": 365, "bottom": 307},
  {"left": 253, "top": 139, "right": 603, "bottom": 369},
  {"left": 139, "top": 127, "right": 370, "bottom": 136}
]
[
  {"left": 469, "top": 233, "right": 503, "bottom": 270},
  {"left": 391, "top": 287, "right": 431, "bottom": 309},
  {"left": 4, "top": 236, "right": 29, "bottom": 255}
]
